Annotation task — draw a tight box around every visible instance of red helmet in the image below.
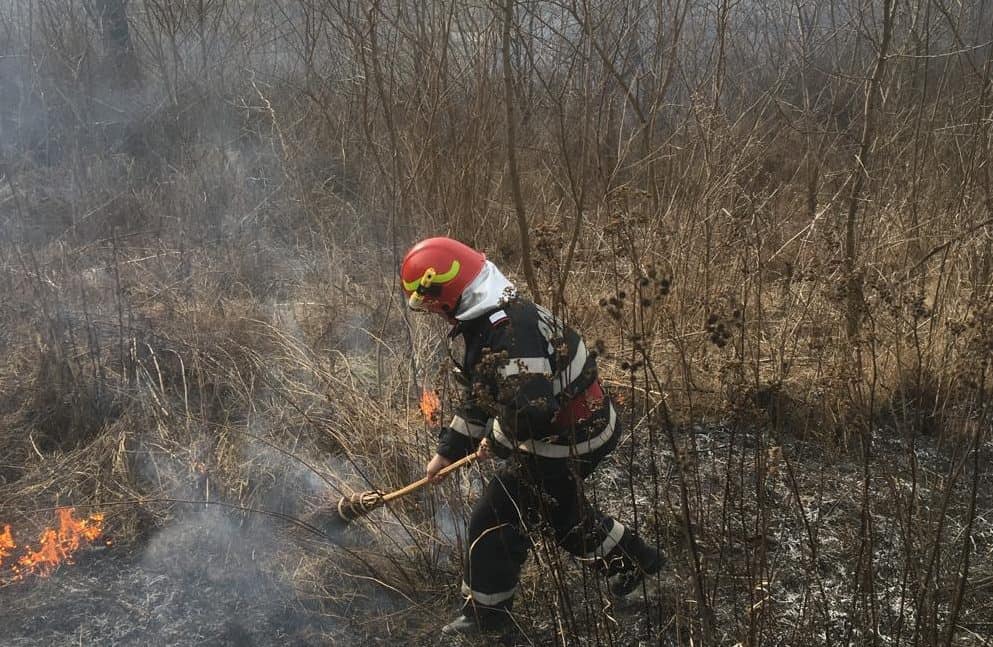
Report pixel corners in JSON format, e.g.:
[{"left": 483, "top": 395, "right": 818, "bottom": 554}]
[{"left": 400, "top": 237, "right": 486, "bottom": 316}]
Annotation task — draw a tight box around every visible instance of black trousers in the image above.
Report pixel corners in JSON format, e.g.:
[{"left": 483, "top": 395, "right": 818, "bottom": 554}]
[{"left": 461, "top": 427, "right": 624, "bottom": 609}]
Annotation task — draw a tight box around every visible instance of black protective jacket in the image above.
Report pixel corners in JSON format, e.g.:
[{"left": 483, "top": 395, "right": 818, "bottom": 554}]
[{"left": 436, "top": 298, "right": 618, "bottom": 468}]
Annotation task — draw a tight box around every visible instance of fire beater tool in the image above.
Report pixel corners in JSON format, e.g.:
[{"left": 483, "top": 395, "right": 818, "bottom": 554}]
[{"left": 334, "top": 452, "right": 479, "bottom": 524}]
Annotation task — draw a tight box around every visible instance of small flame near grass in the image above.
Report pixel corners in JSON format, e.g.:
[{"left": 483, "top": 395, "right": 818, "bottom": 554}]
[
  {"left": 0, "top": 525, "right": 14, "bottom": 567},
  {"left": 0, "top": 508, "right": 108, "bottom": 584},
  {"left": 420, "top": 389, "right": 441, "bottom": 427}
]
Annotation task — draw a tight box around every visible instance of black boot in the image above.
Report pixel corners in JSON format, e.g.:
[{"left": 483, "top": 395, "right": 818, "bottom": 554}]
[
  {"left": 605, "top": 532, "right": 664, "bottom": 597},
  {"left": 441, "top": 601, "right": 514, "bottom": 636}
]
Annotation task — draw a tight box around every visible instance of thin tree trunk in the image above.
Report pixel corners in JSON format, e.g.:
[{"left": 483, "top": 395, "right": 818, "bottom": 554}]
[
  {"left": 501, "top": 0, "right": 541, "bottom": 303},
  {"left": 95, "top": 0, "right": 140, "bottom": 84},
  {"left": 844, "top": 0, "right": 895, "bottom": 341}
]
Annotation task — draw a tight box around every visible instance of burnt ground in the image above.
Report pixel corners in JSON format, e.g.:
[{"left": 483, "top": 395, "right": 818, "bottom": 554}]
[
  {"left": 0, "top": 510, "right": 344, "bottom": 647},
  {"left": 2, "top": 425, "right": 992, "bottom": 646},
  {"left": 1, "top": 549, "right": 327, "bottom": 647}
]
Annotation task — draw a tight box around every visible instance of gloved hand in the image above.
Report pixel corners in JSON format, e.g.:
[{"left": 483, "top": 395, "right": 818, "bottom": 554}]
[
  {"left": 484, "top": 426, "right": 513, "bottom": 460},
  {"left": 426, "top": 453, "right": 453, "bottom": 482},
  {"left": 477, "top": 437, "right": 494, "bottom": 460}
]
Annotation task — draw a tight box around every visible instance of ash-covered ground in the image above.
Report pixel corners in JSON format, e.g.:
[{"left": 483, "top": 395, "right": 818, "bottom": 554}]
[
  {"left": 587, "top": 424, "right": 993, "bottom": 645},
  {"left": 0, "top": 506, "right": 348, "bottom": 647},
  {"left": 1, "top": 551, "right": 324, "bottom": 646},
  {"left": 2, "top": 424, "right": 991, "bottom": 646}
]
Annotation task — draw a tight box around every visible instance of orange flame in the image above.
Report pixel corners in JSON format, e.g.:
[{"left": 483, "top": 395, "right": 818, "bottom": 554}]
[
  {"left": 0, "top": 525, "right": 14, "bottom": 569},
  {"left": 1, "top": 508, "right": 106, "bottom": 583},
  {"left": 420, "top": 389, "right": 441, "bottom": 427}
]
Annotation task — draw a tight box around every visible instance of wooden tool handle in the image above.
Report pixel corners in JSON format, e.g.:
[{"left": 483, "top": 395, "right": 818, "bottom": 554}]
[{"left": 381, "top": 452, "right": 479, "bottom": 503}]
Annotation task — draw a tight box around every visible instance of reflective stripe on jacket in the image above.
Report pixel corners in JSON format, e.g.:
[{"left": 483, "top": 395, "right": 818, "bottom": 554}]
[{"left": 437, "top": 298, "right": 615, "bottom": 461}]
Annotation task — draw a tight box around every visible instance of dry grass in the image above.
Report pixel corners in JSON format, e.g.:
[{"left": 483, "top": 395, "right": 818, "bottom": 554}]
[{"left": 0, "top": 0, "right": 991, "bottom": 644}]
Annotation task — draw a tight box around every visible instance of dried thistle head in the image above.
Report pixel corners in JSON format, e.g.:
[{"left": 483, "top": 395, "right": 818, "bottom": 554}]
[
  {"left": 706, "top": 313, "right": 733, "bottom": 348},
  {"left": 533, "top": 222, "right": 564, "bottom": 272},
  {"left": 599, "top": 292, "right": 627, "bottom": 320}
]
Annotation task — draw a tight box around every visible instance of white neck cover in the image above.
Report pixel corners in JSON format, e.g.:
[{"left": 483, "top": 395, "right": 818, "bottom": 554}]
[{"left": 456, "top": 261, "right": 517, "bottom": 321}]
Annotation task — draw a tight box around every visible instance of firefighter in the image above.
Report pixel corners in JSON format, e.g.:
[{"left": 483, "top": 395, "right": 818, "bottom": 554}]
[{"left": 401, "top": 237, "right": 663, "bottom": 635}]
